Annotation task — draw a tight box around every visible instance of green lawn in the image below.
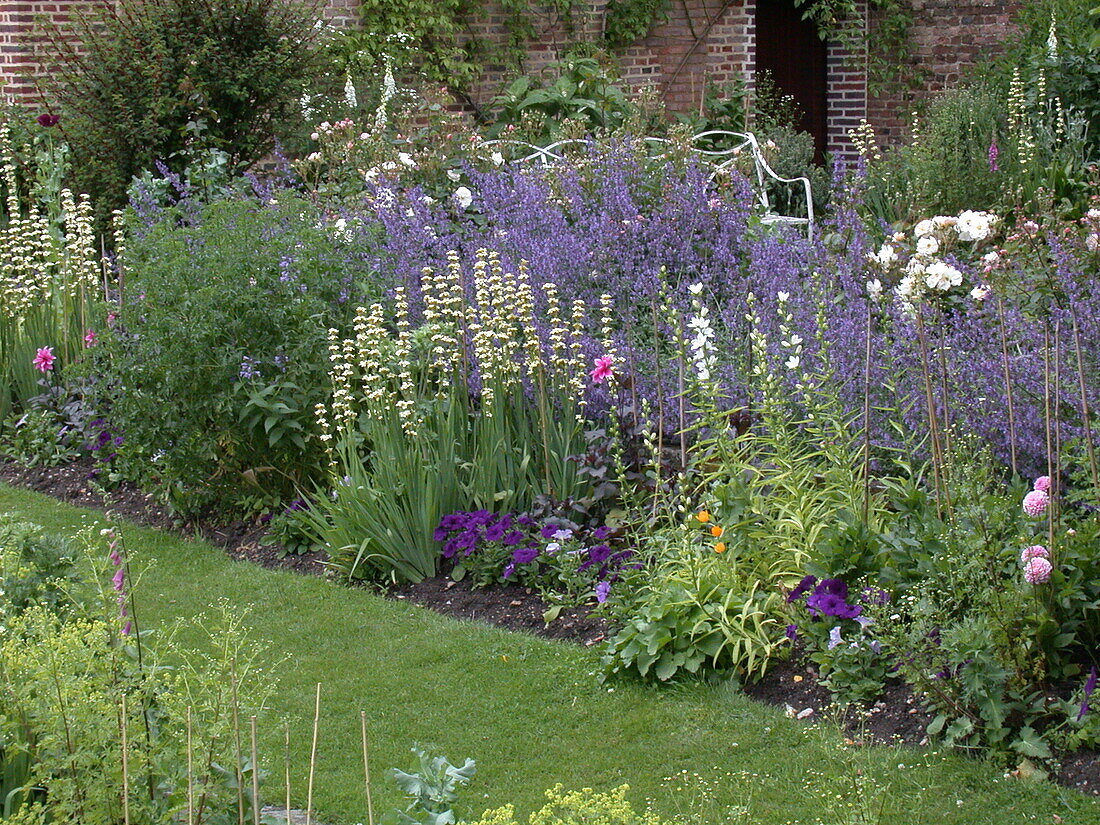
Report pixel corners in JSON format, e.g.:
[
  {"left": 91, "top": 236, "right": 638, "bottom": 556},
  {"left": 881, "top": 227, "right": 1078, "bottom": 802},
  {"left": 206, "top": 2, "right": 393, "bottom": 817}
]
[{"left": 2, "top": 483, "right": 1098, "bottom": 825}]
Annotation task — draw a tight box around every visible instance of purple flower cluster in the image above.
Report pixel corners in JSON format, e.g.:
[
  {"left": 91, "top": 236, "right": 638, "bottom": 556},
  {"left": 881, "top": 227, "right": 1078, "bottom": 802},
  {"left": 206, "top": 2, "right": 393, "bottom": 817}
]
[
  {"left": 788, "top": 575, "right": 863, "bottom": 620},
  {"left": 435, "top": 510, "right": 531, "bottom": 560}
]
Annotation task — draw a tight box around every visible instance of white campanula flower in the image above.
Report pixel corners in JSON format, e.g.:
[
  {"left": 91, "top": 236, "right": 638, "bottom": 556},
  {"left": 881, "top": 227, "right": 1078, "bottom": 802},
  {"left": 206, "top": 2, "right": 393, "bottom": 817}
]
[
  {"left": 916, "top": 236, "right": 939, "bottom": 256},
  {"left": 914, "top": 219, "right": 934, "bottom": 238},
  {"left": 453, "top": 186, "right": 473, "bottom": 209},
  {"left": 343, "top": 73, "right": 357, "bottom": 108},
  {"left": 688, "top": 282, "right": 704, "bottom": 295},
  {"left": 784, "top": 355, "right": 800, "bottom": 370},
  {"left": 777, "top": 291, "right": 790, "bottom": 302},
  {"left": 955, "top": 209, "right": 995, "bottom": 242}
]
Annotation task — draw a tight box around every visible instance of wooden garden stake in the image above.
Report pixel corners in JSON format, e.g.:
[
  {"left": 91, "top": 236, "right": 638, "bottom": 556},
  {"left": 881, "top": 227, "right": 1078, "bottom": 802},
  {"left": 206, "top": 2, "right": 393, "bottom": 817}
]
[
  {"left": 861, "top": 298, "right": 873, "bottom": 524},
  {"left": 915, "top": 311, "right": 946, "bottom": 520},
  {"left": 251, "top": 716, "right": 260, "bottom": 825},
  {"left": 187, "top": 706, "right": 194, "bottom": 825},
  {"left": 997, "top": 298, "right": 1019, "bottom": 476},
  {"left": 121, "top": 695, "right": 130, "bottom": 825},
  {"left": 361, "top": 710, "right": 375, "bottom": 825},
  {"left": 306, "top": 683, "right": 321, "bottom": 825},
  {"left": 1071, "top": 313, "right": 1100, "bottom": 499},
  {"left": 232, "top": 660, "right": 245, "bottom": 825}
]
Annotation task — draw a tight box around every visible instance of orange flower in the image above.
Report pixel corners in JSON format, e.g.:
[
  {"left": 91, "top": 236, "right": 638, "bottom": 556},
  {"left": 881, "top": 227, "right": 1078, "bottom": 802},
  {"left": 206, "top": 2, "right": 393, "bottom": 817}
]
[
  {"left": 710, "top": 525, "right": 724, "bottom": 538},
  {"left": 696, "top": 510, "right": 711, "bottom": 523},
  {"left": 714, "top": 542, "right": 727, "bottom": 553}
]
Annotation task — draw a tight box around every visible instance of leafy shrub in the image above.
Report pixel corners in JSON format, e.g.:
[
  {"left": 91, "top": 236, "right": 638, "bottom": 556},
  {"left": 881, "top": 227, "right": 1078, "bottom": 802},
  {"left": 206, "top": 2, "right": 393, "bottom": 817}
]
[
  {"left": 0, "top": 515, "right": 80, "bottom": 618},
  {"left": 92, "top": 189, "right": 375, "bottom": 515},
  {"left": 389, "top": 747, "right": 476, "bottom": 825},
  {"left": 36, "top": 0, "right": 326, "bottom": 213}
]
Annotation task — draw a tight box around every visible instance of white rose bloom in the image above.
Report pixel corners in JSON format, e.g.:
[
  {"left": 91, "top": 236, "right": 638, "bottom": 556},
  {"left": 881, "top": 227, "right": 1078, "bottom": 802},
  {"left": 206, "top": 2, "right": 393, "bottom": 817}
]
[
  {"left": 397, "top": 152, "right": 416, "bottom": 168},
  {"left": 904, "top": 257, "right": 926, "bottom": 278},
  {"left": 924, "top": 261, "right": 961, "bottom": 291},
  {"left": 875, "top": 243, "right": 898, "bottom": 268},
  {"left": 896, "top": 274, "right": 917, "bottom": 299},
  {"left": 892, "top": 231, "right": 906, "bottom": 243},
  {"left": 916, "top": 236, "right": 939, "bottom": 256},
  {"left": 866, "top": 279, "right": 883, "bottom": 300},
  {"left": 381, "top": 161, "right": 398, "bottom": 171},
  {"left": 1086, "top": 234, "right": 1100, "bottom": 252},
  {"left": 454, "top": 186, "right": 473, "bottom": 209},
  {"left": 933, "top": 215, "right": 957, "bottom": 229},
  {"left": 1087, "top": 208, "right": 1100, "bottom": 220},
  {"left": 982, "top": 250, "right": 1001, "bottom": 266},
  {"left": 362, "top": 167, "right": 379, "bottom": 182},
  {"left": 306, "top": 152, "right": 321, "bottom": 163},
  {"left": 956, "top": 210, "right": 993, "bottom": 242},
  {"left": 446, "top": 170, "right": 462, "bottom": 182},
  {"left": 913, "top": 219, "right": 934, "bottom": 238},
  {"left": 970, "top": 285, "right": 991, "bottom": 301},
  {"left": 491, "top": 151, "right": 505, "bottom": 166}
]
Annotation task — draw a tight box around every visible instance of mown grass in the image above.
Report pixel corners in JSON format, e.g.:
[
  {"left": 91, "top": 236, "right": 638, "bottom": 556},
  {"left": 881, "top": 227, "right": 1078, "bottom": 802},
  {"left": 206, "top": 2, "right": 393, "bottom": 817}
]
[{"left": 2, "top": 483, "right": 1097, "bottom": 825}]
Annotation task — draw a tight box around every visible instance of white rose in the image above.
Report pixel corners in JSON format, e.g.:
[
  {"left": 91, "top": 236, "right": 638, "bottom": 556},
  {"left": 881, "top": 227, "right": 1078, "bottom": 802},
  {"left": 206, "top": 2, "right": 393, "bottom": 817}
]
[
  {"left": 916, "top": 236, "right": 939, "bottom": 256},
  {"left": 491, "top": 151, "right": 504, "bottom": 166},
  {"left": 454, "top": 186, "right": 473, "bottom": 209},
  {"left": 446, "top": 170, "right": 462, "bottom": 182},
  {"left": 1086, "top": 234, "right": 1099, "bottom": 252},
  {"left": 867, "top": 279, "right": 883, "bottom": 300},
  {"left": 956, "top": 210, "right": 993, "bottom": 242},
  {"left": 970, "top": 285, "right": 991, "bottom": 301},
  {"left": 397, "top": 152, "right": 416, "bottom": 168},
  {"left": 914, "top": 219, "right": 934, "bottom": 238}
]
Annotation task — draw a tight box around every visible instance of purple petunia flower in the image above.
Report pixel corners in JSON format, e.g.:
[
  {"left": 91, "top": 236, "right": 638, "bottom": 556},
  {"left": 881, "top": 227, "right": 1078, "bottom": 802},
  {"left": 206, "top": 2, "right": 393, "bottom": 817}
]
[
  {"left": 786, "top": 624, "right": 798, "bottom": 641},
  {"left": 512, "top": 546, "right": 539, "bottom": 564},
  {"left": 594, "top": 581, "right": 611, "bottom": 603},
  {"left": 502, "top": 530, "right": 524, "bottom": 546},
  {"left": 828, "top": 626, "right": 843, "bottom": 649},
  {"left": 593, "top": 525, "right": 612, "bottom": 540},
  {"left": 484, "top": 521, "right": 506, "bottom": 542},
  {"left": 787, "top": 574, "right": 816, "bottom": 603},
  {"left": 806, "top": 590, "right": 862, "bottom": 620}
]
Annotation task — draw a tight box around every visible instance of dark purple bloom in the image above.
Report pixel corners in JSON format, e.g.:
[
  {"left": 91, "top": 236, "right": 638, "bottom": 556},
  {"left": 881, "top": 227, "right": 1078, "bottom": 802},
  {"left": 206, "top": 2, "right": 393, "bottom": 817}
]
[
  {"left": 37, "top": 113, "right": 60, "bottom": 128},
  {"left": 805, "top": 591, "right": 862, "bottom": 619},
  {"left": 433, "top": 527, "right": 449, "bottom": 542},
  {"left": 502, "top": 530, "right": 524, "bottom": 546},
  {"left": 540, "top": 524, "right": 558, "bottom": 539},
  {"left": 815, "top": 579, "right": 849, "bottom": 600},
  {"left": 484, "top": 521, "right": 506, "bottom": 542},
  {"left": 787, "top": 574, "right": 817, "bottom": 603},
  {"left": 1079, "top": 666, "right": 1098, "bottom": 721},
  {"left": 512, "top": 546, "right": 539, "bottom": 564},
  {"left": 593, "top": 525, "right": 612, "bottom": 540},
  {"left": 502, "top": 562, "right": 516, "bottom": 579},
  {"left": 786, "top": 624, "right": 798, "bottom": 641},
  {"left": 595, "top": 581, "right": 611, "bottom": 603}
]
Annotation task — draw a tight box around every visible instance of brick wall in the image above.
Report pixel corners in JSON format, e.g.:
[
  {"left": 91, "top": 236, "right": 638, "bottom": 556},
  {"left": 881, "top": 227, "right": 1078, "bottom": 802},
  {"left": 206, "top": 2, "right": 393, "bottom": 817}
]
[
  {"left": 0, "top": 0, "right": 1023, "bottom": 157},
  {"left": 867, "top": 0, "right": 1022, "bottom": 144}
]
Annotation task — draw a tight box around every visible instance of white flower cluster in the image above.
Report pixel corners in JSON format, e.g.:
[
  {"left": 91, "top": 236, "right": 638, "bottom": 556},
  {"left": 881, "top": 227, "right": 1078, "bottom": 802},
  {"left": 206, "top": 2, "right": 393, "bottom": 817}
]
[
  {"left": 0, "top": 122, "right": 99, "bottom": 323},
  {"left": 686, "top": 283, "right": 716, "bottom": 382}
]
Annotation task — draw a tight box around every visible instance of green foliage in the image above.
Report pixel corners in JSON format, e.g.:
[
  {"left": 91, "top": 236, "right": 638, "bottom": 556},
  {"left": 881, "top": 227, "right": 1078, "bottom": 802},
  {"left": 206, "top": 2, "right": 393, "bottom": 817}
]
[
  {"left": 36, "top": 0, "right": 326, "bottom": 214},
  {"left": 488, "top": 58, "right": 637, "bottom": 143},
  {"left": 0, "top": 408, "right": 80, "bottom": 468},
  {"left": 470, "top": 784, "right": 667, "bottom": 825},
  {"left": 603, "top": 0, "right": 670, "bottom": 49},
  {"left": 389, "top": 747, "right": 476, "bottom": 825},
  {"left": 92, "top": 194, "right": 374, "bottom": 515},
  {"left": 0, "top": 515, "right": 80, "bottom": 619}
]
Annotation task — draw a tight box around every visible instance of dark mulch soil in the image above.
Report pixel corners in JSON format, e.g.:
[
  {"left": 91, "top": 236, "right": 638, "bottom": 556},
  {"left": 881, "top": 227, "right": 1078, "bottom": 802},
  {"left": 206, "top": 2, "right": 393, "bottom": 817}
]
[
  {"left": 1, "top": 455, "right": 1097, "bottom": 796},
  {"left": 0, "top": 456, "right": 326, "bottom": 576},
  {"left": 391, "top": 574, "right": 610, "bottom": 646}
]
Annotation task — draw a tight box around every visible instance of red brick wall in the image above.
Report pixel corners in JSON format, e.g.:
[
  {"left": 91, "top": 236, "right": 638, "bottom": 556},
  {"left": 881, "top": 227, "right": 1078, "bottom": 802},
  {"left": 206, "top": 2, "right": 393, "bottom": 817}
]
[
  {"left": 867, "top": 0, "right": 1022, "bottom": 144},
  {"left": 0, "top": 0, "right": 1022, "bottom": 157}
]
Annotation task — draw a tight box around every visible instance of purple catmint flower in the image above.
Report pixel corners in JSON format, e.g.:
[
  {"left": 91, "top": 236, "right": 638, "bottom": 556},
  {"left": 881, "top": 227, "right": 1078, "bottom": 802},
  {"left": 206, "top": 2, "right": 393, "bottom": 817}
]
[{"left": 239, "top": 356, "right": 260, "bottom": 381}]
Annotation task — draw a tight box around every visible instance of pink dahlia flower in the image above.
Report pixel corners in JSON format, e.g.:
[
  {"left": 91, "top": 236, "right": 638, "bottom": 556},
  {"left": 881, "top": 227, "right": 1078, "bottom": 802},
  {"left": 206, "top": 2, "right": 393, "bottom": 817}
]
[
  {"left": 1033, "top": 475, "right": 1051, "bottom": 493},
  {"left": 1020, "top": 545, "right": 1049, "bottom": 564},
  {"left": 32, "top": 346, "right": 56, "bottom": 372},
  {"left": 589, "top": 354, "right": 614, "bottom": 384},
  {"left": 83, "top": 329, "right": 97, "bottom": 348},
  {"left": 1022, "top": 489, "right": 1049, "bottom": 518},
  {"left": 1023, "top": 556, "right": 1052, "bottom": 585}
]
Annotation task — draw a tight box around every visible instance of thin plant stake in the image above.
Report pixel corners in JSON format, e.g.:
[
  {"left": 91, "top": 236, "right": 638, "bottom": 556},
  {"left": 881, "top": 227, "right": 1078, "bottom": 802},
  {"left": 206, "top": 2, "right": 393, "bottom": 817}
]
[
  {"left": 232, "top": 660, "right": 245, "bottom": 825},
  {"left": 1071, "top": 313, "right": 1100, "bottom": 499},
  {"left": 361, "top": 711, "right": 375, "bottom": 825},
  {"left": 121, "top": 695, "right": 130, "bottom": 825},
  {"left": 861, "top": 298, "right": 873, "bottom": 524},
  {"left": 187, "top": 706, "right": 194, "bottom": 825},
  {"left": 285, "top": 723, "right": 292, "bottom": 825},
  {"left": 250, "top": 717, "right": 261, "bottom": 825},
  {"left": 306, "top": 683, "right": 321, "bottom": 825},
  {"left": 998, "top": 298, "right": 1019, "bottom": 476}
]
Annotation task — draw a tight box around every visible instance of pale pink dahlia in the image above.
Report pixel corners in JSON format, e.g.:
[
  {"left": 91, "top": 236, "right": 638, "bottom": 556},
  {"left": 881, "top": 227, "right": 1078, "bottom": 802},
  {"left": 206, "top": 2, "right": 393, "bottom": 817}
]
[
  {"left": 1022, "top": 489, "right": 1049, "bottom": 517},
  {"left": 1023, "top": 556, "right": 1052, "bottom": 584},
  {"left": 1020, "top": 544, "right": 1049, "bottom": 564},
  {"left": 1033, "top": 475, "right": 1051, "bottom": 493}
]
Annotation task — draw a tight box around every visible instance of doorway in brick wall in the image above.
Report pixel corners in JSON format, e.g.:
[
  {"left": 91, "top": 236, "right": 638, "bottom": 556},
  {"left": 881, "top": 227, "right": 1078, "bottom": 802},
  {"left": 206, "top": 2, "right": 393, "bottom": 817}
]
[{"left": 754, "top": 0, "right": 828, "bottom": 162}]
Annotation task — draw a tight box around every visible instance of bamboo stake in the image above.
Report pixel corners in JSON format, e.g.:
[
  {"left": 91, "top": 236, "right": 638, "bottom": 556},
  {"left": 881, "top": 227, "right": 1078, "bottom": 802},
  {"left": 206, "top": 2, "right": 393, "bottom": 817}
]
[
  {"left": 677, "top": 313, "right": 687, "bottom": 473},
  {"left": 121, "top": 695, "right": 130, "bottom": 825},
  {"left": 306, "top": 684, "right": 321, "bottom": 825},
  {"left": 361, "top": 711, "right": 375, "bottom": 825},
  {"left": 251, "top": 716, "right": 260, "bottom": 825},
  {"left": 1044, "top": 324, "right": 1055, "bottom": 555},
  {"left": 915, "top": 312, "right": 946, "bottom": 520},
  {"left": 232, "top": 660, "right": 245, "bottom": 825},
  {"left": 997, "top": 298, "right": 1019, "bottom": 476},
  {"left": 861, "top": 298, "right": 873, "bottom": 524},
  {"left": 285, "top": 723, "right": 292, "bottom": 825},
  {"left": 1071, "top": 313, "right": 1100, "bottom": 500},
  {"left": 187, "top": 706, "right": 194, "bottom": 825}
]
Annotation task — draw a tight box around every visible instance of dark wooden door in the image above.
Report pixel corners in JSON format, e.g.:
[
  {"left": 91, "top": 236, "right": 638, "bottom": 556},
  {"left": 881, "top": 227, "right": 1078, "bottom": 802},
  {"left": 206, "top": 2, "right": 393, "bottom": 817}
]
[{"left": 754, "top": 0, "right": 828, "bottom": 162}]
